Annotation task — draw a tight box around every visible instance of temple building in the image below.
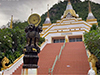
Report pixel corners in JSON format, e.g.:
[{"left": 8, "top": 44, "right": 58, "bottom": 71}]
[
  {"left": 0, "top": 0, "right": 98, "bottom": 75},
  {"left": 40, "top": 0, "right": 97, "bottom": 43}
]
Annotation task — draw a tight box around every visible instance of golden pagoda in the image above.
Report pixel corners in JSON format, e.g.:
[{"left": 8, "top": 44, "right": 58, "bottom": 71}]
[{"left": 40, "top": 0, "right": 97, "bottom": 43}]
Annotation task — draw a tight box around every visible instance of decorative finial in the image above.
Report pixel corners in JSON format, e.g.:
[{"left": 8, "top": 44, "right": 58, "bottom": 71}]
[
  {"left": 10, "top": 15, "right": 13, "bottom": 29},
  {"left": 47, "top": 4, "right": 49, "bottom": 17},
  {"left": 31, "top": 8, "right": 33, "bottom": 14},
  {"left": 88, "top": 1, "right": 91, "bottom": 12}
]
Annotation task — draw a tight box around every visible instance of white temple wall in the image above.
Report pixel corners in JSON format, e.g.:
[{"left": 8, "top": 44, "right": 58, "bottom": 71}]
[
  {"left": 87, "top": 21, "right": 97, "bottom": 24},
  {"left": 45, "top": 33, "right": 62, "bottom": 43},
  {"left": 62, "top": 20, "right": 75, "bottom": 23},
  {"left": 43, "top": 26, "right": 49, "bottom": 28},
  {"left": 45, "top": 31, "right": 84, "bottom": 43},
  {"left": 50, "top": 24, "right": 90, "bottom": 31}
]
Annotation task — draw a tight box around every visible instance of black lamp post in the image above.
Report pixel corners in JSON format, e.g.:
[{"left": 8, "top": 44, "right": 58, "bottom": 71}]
[{"left": 22, "top": 14, "right": 42, "bottom": 75}]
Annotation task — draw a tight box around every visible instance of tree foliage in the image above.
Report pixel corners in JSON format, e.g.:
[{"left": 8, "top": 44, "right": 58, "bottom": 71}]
[
  {"left": 84, "top": 27, "right": 100, "bottom": 59},
  {"left": 0, "top": 21, "right": 45, "bottom": 70},
  {"left": 90, "top": 24, "right": 98, "bottom": 31},
  {"left": 84, "top": 26, "right": 100, "bottom": 72},
  {"left": 0, "top": 28, "right": 26, "bottom": 63}
]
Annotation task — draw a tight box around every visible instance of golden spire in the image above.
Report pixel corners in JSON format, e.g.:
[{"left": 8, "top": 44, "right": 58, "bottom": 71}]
[
  {"left": 47, "top": 4, "right": 49, "bottom": 17},
  {"left": 88, "top": 1, "right": 91, "bottom": 12},
  {"left": 10, "top": 15, "right": 13, "bottom": 29}
]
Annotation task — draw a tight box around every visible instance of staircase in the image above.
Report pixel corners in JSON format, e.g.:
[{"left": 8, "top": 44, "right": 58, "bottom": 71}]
[
  {"left": 37, "top": 43, "right": 63, "bottom": 74},
  {"left": 12, "top": 64, "right": 23, "bottom": 75},
  {"left": 37, "top": 42, "right": 90, "bottom": 75},
  {"left": 4, "top": 42, "right": 89, "bottom": 75}
]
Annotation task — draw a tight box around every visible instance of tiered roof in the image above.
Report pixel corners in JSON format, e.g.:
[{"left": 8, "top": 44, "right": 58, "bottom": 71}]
[{"left": 63, "top": 0, "right": 77, "bottom": 18}]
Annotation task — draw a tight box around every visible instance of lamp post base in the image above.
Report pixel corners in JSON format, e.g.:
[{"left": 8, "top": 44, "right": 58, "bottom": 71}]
[{"left": 21, "top": 68, "right": 37, "bottom": 75}]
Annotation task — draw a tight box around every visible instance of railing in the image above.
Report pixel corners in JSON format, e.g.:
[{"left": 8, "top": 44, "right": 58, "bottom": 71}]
[
  {"left": 48, "top": 55, "right": 59, "bottom": 75},
  {"left": 86, "top": 49, "right": 92, "bottom": 69},
  {"left": 58, "top": 42, "right": 65, "bottom": 59},
  {"left": 85, "top": 44, "right": 92, "bottom": 69},
  {"left": 85, "top": 43, "right": 100, "bottom": 75},
  {"left": 48, "top": 42, "right": 66, "bottom": 75}
]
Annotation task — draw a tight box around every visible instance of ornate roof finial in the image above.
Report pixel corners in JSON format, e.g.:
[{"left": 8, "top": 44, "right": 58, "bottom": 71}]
[
  {"left": 63, "top": 0, "right": 78, "bottom": 18},
  {"left": 31, "top": 8, "right": 33, "bottom": 14},
  {"left": 87, "top": 1, "right": 95, "bottom": 20},
  {"left": 66, "top": 0, "right": 73, "bottom": 10},
  {"left": 88, "top": 1, "right": 91, "bottom": 13},
  {"left": 10, "top": 15, "right": 13, "bottom": 29},
  {"left": 44, "top": 4, "right": 51, "bottom": 24},
  {"left": 47, "top": 4, "right": 49, "bottom": 17}
]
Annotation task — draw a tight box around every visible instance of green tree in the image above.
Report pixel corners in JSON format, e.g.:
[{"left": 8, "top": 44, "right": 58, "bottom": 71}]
[
  {"left": 90, "top": 24, "right": 98, "bottom": 31},
  {"left": 84, "top": 27, "right": 100, "bottom": 72},
  {"left": 0, "top": 52, "right": 4, "bottom": 70},
  {"left": 0, "top": 28, "right": 26, "bottom": 64},
  {"left": 84, "top": 28, "right": 100, "bottom": 59},
  {"left": 7, "top": 20, "right": 28, "bottom": 30},
  {"left": 0, "top": 20, "right": 45, "bottom": 69},
  {"left": 38, "top": 37, "right": 45, "bottom": 46}
]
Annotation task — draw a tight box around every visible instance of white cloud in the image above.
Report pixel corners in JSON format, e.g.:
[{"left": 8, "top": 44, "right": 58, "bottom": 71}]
[
  {"left": 0, "top": 0, "right": 99, "bottom": 27},
  {"left": 0, "top": 0, "right": 58, "bottom": 27},
  {"left": 0, "top": 12, "right": 9, "bottom": 26},
  {"left": 92, "top": 0, "right": 100, "bottom": 4}
]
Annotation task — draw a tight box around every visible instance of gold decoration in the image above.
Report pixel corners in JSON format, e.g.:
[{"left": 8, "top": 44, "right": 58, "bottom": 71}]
[
  {"left": 28, "top": 14, "right": 41, "bottom": 27},
  {"left": 88, "top": 54, "right": 98, "bottom": 75},
  {"left": 10, "top": 15, "right": 13, "bottom": 29},
  {"left": 23, "top": 48, "right": 26, "bottom": 52},
  {"left": 32, "top": 48, "right": 37, "bottom": 52},
  {"left": 1, "top": 57, "right": 9, "bottom": 69},
  {"left": 63, "top": 9, "right": 77, "bottom": 18},
  {"left": 88, "top": 1, "right": 91, "bottom": 13},
  {"left": 65, "top": 38, "right": 68, "bottom": 43}
]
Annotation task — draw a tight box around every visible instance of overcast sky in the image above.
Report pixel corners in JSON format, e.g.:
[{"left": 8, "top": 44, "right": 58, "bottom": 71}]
[{"left": 0, "top": 0, "right": 100, "bottom": 27}]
